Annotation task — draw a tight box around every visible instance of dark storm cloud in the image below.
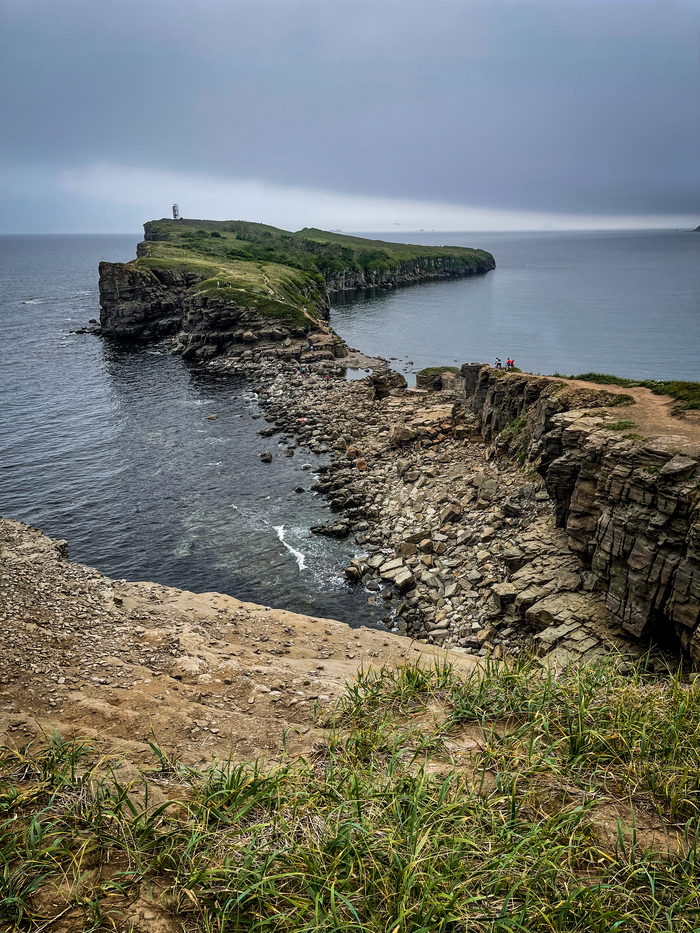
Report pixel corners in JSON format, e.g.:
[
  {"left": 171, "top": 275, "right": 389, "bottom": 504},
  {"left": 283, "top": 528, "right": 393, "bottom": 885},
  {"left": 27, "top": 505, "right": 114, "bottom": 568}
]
[{"left": 1, "top": 0, "right": 699, "bottom": 226}]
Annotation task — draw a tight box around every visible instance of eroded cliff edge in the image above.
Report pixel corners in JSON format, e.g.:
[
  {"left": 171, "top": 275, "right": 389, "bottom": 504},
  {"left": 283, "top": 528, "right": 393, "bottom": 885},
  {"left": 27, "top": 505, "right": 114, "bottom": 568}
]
[{"left": 464, "top": 366, "right": 700, "bottom": 659}]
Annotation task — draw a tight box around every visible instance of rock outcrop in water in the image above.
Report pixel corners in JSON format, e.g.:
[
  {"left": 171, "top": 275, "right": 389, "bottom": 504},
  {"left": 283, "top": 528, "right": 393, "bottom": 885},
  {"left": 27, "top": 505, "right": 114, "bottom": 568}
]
[{"left": 98, "top": 260, "right": 342, "bottom": 361}]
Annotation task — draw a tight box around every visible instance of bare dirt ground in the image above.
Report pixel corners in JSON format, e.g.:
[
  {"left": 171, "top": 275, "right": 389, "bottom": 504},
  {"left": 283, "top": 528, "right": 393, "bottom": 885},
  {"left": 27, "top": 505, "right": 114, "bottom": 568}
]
[
  {"left": 0, "top": 519, "right": 475, "bottom": 771},
  {"left": 562, "top": 377, "right": 700, "bottom": 454}
]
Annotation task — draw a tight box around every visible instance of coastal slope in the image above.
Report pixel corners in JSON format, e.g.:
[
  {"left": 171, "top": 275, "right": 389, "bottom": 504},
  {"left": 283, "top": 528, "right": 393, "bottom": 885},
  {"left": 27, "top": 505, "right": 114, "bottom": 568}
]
[
  {"left": 0, "top": 518, "right": 468, "bottom": 768},
  {"left": 98, "top": 219, "right": 495, "bottom": 360}
]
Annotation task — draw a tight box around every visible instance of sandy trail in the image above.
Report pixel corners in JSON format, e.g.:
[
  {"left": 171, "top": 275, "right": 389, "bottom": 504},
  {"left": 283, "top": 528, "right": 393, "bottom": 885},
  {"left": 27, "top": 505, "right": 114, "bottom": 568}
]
[{"left": 546, "top": 375, "right": 700, "bottom": 455}]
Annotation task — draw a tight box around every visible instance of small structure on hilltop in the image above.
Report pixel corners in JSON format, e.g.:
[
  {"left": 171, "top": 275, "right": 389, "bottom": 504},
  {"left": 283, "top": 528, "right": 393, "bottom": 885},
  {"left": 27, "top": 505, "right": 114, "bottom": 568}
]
[{"left": 172, "top": 203, "right": 180, "bottom": 221}]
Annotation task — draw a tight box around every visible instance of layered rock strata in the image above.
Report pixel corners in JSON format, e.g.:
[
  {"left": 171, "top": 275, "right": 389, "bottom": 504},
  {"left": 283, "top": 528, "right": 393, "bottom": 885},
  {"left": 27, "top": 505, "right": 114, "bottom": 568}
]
[
  {"left": 98, "top": 262, "right": 340, "bottom": 362},
  {"left": 464, "top": 367, "right": 700, "bottom": 659},
  {"left": 324, "top": 255, "right": 494, "bottom": 292}
]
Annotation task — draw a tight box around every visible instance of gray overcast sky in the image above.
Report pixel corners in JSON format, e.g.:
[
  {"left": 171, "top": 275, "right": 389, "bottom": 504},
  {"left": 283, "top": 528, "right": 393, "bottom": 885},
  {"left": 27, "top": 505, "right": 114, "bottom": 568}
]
[{"left": 1, "top": 0, "right": 699, "bottom": 232}]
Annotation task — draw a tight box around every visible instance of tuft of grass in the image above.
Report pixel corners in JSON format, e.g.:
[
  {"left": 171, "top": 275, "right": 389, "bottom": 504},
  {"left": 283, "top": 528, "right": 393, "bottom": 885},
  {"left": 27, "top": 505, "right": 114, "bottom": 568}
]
[
  {"left": 5, "top": 659, "right": 700, "bottom": 931},
  {"left": 417, "top": 366, "right": 460, "bottom": 376},
  {"left": 605, "top": 420, "right": 637, "bottom": 432},
  {"left": 576, "top": 372, "right": 642, "bottom": 388}
]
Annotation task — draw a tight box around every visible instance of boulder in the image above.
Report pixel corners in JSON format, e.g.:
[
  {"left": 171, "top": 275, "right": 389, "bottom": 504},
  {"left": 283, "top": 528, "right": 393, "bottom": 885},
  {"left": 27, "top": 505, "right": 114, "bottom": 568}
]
[
  {"left": 440, "top": 503, "right": 463, "bottom": 524},
  {"left": 394, "top": 567, "right": 416, "bottom": 592},
  {"left": 392, "top": 426, "right": 417, "bottom": 444}
]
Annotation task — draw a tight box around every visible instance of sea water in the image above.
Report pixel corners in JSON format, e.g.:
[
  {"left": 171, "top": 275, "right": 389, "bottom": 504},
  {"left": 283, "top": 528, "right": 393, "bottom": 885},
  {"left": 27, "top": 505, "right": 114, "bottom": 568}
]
[
  {"left": 1, "top": 230, "right": 698, "bottom": 623},
  {"left": 331, "top": 229, "right": 700, "bottom": 382},
  {"left": 0, "top": 235, "right": 373, "bottom": 626}
]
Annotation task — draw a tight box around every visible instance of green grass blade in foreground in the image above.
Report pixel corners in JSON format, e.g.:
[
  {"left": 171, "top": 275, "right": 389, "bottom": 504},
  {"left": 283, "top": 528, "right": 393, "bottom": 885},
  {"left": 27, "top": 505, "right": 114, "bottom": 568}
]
[{"left": 4, "top": 657, "right": 700, "bottom": 930}]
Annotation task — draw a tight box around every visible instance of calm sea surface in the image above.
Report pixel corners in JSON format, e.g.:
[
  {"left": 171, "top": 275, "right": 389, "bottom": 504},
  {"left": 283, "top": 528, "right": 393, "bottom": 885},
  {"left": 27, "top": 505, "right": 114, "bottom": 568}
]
[
  {"left": 0, "top": 235, "right": 374, "bottom": 626},
  {"left": 332, "top": 229, "right": 700, "bottom": 382},
  {"left": 1, "top": 230, "right": 698, "bottom": 620}
]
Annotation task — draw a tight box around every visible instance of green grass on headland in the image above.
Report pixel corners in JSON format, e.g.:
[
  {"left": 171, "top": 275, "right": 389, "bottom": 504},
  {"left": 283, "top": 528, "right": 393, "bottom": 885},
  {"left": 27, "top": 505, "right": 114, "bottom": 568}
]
[
  {"left": 134, "top": 218, "right": 494, "bottom": 328},
  {"left": 575, "top": 373, "right": 700, "bottom": 411},
  {"left": 417, "top": 365, "right": 461, "bottom": 376},
  {"left": 5, "top": 655, "right": 700, "bottom": 932}
]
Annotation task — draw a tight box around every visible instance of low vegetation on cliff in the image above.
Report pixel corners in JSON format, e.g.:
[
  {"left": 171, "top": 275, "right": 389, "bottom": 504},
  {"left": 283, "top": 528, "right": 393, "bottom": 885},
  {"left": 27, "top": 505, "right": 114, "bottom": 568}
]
[
  {"left": 133, "top": 218, "right": 494, "bottom": 327},
  {"left": 4, "top": 656, "right": 700, "bottom": 932},
  {"left": 575, "top": 373, "right": 700, "bottom": 412}
]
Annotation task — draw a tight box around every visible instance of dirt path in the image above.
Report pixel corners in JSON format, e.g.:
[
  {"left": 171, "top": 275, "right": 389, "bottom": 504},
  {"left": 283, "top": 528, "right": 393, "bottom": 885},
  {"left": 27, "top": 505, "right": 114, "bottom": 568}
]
[{"left": 547, "top": 375, "right": 700, "bottom": 454}]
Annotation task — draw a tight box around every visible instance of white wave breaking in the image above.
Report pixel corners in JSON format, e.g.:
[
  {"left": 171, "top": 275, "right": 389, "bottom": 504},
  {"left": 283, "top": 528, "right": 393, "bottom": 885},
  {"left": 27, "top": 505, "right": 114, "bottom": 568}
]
[{"left": 274, "top": 524, "right": 307, "bottom": 571}]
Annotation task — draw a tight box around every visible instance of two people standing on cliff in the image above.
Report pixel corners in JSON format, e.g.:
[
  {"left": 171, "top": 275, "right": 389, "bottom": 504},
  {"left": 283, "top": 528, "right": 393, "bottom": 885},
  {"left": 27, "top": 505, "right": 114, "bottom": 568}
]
[{"left": 495, "top": 358, "right": 515, "bottom": 371}]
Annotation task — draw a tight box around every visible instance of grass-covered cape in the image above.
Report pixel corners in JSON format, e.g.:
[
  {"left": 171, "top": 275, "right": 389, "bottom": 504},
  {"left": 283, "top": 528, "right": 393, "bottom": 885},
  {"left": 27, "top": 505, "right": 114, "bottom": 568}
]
[{"left": 133, "top": 219, "right": 495, "bottom": 330}]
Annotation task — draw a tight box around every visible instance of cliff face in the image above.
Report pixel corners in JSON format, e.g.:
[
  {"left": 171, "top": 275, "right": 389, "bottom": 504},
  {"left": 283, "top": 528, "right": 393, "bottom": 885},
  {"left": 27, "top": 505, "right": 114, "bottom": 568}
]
[
  {"left": 324, "top": 254, "right": 496, "bottom": 292},
  {"left": 463, "top": 366, "right": 700, "bottom": 659},
  {"left": 97, "top": 256, "right": 488, "bottom": 359},
  {"left": 99, "top": 262, "right": 335, "bottom": 361},
  {"left": 98, "top": 262, "right": 198, "bottom": 339}
]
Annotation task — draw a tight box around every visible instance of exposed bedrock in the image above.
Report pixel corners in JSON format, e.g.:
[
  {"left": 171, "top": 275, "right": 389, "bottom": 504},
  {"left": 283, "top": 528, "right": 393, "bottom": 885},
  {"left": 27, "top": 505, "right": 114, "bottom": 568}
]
[
  {"left": 324, "top": 254, "right": 495, "bottom": 292},
  {"left": 98, "top": 262, "right": 341, "bottom": 362},
  {"left": 464, "top": 366, "right": 700, "bottom": 658},
  {"left": 98, "top": 262, "right": 199, "bottom": 339}
]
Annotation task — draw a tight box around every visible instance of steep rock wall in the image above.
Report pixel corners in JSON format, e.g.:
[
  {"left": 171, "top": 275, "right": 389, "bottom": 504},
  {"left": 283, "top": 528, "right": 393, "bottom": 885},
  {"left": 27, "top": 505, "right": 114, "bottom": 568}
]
[
  {"left": 325, "top": 254, "right": 495, "bottom": 293},
  {"left": 463, "top": 365, "right": 700, "bottom": 658},
  {"left": 98, "top": 262, "right": 199, "bottom": 339},
  {"left": 98, "top": 262, "right": 336, "bottom": 361}
]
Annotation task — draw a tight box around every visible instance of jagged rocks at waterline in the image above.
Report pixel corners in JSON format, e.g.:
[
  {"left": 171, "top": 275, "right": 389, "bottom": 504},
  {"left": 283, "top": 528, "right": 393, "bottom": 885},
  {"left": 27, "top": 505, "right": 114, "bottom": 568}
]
[{"left": 196, "top": 353, "right": 683, "bottom": 671}]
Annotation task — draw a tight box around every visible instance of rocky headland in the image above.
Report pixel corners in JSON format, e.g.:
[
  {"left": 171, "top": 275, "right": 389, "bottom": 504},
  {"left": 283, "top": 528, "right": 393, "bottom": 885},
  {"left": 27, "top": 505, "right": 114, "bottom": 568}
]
[
  {"left": 96, "top": 218, "right": 495, "bottom": 361},
  {"left": 5, "top": 350, "right": 700, "bottom": 786}
]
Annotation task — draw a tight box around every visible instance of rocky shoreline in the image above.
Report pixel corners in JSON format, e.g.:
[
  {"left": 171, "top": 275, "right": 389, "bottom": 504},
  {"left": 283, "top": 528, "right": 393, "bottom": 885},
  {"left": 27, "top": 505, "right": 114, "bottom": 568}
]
[{"left": 188, "top": 347, "right": 699, "bottom": 672}]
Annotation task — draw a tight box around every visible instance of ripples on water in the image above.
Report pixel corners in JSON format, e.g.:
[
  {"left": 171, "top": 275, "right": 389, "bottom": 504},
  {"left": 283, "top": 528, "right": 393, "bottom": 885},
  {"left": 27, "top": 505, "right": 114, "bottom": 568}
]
[
  {"left": 331, "top": 229, "right": 700, "bottom": 382},
  {"left": 0, "top": 235, "right": 375, "bottom": 628}
]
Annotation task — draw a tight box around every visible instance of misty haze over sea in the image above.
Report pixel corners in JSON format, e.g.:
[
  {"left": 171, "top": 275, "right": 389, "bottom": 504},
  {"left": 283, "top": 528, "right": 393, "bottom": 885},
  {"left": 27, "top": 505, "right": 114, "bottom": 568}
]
[{"left": 1, "top": 229, "right": 698, "bottom": 613}]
